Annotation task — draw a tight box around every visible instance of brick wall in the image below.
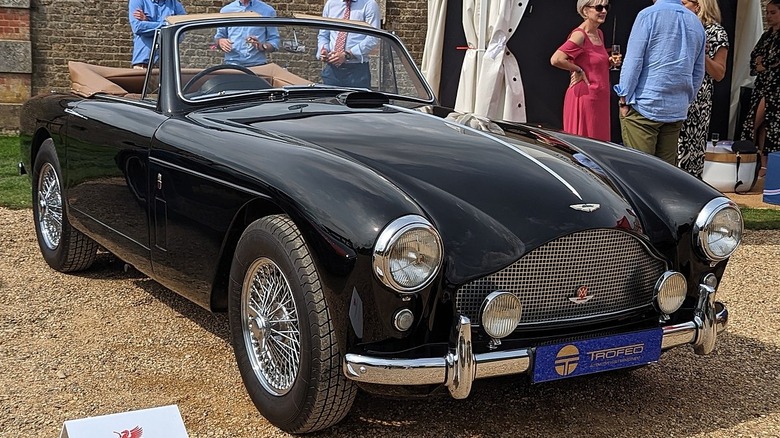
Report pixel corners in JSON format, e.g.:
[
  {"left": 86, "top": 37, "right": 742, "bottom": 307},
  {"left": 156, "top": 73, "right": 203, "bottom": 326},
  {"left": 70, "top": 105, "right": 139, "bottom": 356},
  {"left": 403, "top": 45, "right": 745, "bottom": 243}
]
[
  {"left": 0, "top": 7, "right": 29, "bottom": 38},
  {"left": 0, "top": 0, "right": 30, "bottom": 133},
  {"left": 18, "top": 0, "right": 777, "bottom": 130},
  {"left": 29, "top": 0, "right": 427, "bottom": 95}
]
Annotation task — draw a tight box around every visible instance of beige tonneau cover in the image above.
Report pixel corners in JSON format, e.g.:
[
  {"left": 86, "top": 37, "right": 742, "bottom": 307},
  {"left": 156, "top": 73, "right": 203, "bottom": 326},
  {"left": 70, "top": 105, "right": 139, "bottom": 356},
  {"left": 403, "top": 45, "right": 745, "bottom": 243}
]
[
  {"left": 69, "top": 61, "right": 147, "bottom": 97},
  {"left": 68, "top": 61, "right": 310, "bottom": 98}
]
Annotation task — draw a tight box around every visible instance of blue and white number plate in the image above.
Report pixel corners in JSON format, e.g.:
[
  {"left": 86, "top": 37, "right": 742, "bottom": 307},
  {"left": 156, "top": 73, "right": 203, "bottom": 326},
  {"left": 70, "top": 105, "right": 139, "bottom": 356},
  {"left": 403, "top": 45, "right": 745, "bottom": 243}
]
[{"left": 532, "top": 329, "right": 663, "bottom": 383}]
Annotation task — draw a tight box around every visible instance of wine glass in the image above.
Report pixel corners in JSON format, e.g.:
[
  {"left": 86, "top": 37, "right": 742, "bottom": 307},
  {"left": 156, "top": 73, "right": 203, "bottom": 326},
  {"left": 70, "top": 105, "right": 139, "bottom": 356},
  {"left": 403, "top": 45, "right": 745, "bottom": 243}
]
[
  {"left": 610, "top": 44, "right": 621, "bottom": 71},
  {"left": 711, "top": 132, "right": 720, "bottom": 148}
]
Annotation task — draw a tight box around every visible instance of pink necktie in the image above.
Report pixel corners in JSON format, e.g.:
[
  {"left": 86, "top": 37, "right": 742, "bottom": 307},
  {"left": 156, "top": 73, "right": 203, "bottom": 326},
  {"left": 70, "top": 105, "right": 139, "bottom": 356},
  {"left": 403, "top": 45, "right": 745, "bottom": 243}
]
[{"left": 334, "top": 1, "right": 351, "bottom": 53}]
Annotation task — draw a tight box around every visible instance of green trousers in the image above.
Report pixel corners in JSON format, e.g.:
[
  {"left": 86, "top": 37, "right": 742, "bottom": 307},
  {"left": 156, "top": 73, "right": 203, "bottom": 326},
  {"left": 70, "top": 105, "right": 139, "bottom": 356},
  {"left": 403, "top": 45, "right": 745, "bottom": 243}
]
[{"left": 619, "top": 107, "right": 683, "bottom": 165}]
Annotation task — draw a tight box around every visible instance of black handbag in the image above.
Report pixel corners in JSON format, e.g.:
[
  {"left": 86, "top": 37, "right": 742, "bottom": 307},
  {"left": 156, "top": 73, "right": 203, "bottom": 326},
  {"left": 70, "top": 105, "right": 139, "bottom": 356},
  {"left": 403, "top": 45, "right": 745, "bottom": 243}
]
[{"left": 731, "top": 140, "right": 761, "bottom": 193}]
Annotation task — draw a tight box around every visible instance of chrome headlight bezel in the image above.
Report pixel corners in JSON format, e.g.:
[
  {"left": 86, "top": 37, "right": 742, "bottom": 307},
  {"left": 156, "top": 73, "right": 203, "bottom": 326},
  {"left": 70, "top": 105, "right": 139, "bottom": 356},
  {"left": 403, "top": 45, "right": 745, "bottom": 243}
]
[
  {"left": 373, "top": 215, "right": 443, "bottom": 293},
  {"left": 693, "top": 197, "right": 744, "bottom": 262}
]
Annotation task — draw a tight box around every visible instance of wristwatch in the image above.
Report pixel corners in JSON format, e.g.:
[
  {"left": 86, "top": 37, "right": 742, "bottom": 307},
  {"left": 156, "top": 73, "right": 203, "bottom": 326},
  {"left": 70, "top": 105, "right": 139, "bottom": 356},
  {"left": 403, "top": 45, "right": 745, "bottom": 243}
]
[{"left": 345, "top": 51, "right": 353, "bottom": 61}]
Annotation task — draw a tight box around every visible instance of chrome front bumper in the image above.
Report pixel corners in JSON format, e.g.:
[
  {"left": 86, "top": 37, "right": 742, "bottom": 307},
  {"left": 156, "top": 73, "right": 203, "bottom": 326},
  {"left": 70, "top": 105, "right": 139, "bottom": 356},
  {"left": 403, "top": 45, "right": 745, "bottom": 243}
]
[{"left": 344, "top": 284, "right": 727, "bottom": 399}]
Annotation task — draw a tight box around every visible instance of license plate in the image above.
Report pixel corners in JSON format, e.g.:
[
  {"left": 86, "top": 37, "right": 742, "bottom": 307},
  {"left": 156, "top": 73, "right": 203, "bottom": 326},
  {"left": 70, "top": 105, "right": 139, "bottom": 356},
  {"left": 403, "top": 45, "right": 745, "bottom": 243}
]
[{"left": 532, "top": 328, "right": 663, "bottom": 383}]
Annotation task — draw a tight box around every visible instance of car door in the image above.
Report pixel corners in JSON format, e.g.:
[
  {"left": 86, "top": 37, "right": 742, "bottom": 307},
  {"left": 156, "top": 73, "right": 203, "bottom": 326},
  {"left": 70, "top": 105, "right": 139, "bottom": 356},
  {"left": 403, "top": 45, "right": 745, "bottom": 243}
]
[
  {"left": 64, "top": 98, "right": 168, "bottom": 274},
  {"left": 147, "top": 117, "right": 259, "bottom": 309}
]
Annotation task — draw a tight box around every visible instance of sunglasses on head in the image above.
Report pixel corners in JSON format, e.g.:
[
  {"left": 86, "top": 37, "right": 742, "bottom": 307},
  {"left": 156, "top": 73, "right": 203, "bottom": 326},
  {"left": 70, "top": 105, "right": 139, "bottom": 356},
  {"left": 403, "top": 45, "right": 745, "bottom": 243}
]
[{"left": 589, "top": 4, "right": 610, "bottom": 12}]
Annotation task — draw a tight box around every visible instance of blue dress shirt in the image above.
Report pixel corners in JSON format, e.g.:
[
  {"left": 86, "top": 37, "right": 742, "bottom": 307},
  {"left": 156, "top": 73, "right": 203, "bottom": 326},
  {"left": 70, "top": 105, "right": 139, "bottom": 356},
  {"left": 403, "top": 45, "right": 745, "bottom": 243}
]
[
  {"left": 613, "top": 0, "right": 706, "bottom": 123},
  {"left": 215, "top": 0, "right": 280, "bottom": 67},
  {"left": 317, "top": 0, "right": 381, "bottom": 63},
  {"left": 129, "top": 0, "right": 186, "bottom": 66}
]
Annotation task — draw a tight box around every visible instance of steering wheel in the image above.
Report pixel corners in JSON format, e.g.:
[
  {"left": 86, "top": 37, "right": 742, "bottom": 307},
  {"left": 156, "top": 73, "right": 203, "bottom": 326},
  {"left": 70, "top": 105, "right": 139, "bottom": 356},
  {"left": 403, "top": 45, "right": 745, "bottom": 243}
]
[{"left": 183, "top": 64, "right": 257, "bottom": 95}]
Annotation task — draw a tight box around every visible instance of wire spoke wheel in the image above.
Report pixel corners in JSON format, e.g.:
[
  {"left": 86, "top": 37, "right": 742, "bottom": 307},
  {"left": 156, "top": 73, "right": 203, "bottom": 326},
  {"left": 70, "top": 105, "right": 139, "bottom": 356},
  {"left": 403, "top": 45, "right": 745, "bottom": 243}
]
[
  {"left": 229, "top": 215, "right": 356, "bottom": 433},
  {"left": 37, "top": 162, "right": 63, "bottom": 250},
  {"left": 241, "top": 257, "right": 301, "bottom": 396},
  {"left": 31, "top": 139, "right": 98, "bottom": 272}
]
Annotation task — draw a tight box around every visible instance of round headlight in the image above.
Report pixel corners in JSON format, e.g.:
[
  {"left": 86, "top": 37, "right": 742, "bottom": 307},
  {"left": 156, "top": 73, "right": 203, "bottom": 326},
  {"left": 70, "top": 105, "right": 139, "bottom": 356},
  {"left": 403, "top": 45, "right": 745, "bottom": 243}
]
[
  {"left": 694, "top": 197, "right": 743, "bottom": 262},
  {"left": 373, "top": 215, "right": 443, "bottom": 293},
  {"left": 655, "top": 271, "right": 687, "bottom": 314},
  {"left": 480, "top": 291, "right": 522, "bottom": 339}
]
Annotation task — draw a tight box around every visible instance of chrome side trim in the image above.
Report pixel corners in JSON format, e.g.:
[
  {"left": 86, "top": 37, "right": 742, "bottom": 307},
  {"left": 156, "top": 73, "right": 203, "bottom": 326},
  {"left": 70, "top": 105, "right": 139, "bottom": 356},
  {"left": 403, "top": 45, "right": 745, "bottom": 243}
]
[
  {"left": 344, "top": 283, "right": 727, "bottom": 398},
  {"left": 149, "top": 156, "right": 272, "bottom": 198}
]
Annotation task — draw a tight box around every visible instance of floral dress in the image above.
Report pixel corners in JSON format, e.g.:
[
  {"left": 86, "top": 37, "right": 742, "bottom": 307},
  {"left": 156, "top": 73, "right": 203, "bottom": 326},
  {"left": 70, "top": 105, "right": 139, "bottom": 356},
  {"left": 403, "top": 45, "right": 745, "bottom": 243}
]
[
  {"left": 677, "top": 22, "right": 729, "bottom": 178},
  {"left": 741, "top": 28, "right": 780, "bottom": 154}
]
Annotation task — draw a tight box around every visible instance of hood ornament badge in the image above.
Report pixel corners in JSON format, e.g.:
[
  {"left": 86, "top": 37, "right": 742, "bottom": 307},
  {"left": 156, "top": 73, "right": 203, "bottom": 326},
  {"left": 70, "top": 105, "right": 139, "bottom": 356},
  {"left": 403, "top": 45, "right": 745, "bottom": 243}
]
[{"left": 570, "top": 203, "right": 601, "bottom": 212}]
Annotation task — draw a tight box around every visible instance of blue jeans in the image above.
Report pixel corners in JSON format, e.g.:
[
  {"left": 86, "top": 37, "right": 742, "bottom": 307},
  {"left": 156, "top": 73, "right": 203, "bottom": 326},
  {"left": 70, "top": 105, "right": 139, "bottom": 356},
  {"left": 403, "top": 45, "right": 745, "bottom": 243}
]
[{"left": 321, "top": 62, "right": 371, "bottom": 89}]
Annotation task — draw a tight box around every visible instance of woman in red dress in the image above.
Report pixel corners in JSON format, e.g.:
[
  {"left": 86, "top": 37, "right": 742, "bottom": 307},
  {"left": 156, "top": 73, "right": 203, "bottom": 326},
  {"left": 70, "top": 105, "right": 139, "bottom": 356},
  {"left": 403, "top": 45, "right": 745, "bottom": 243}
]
[{"left": 550, "top": 1, "right": 620, "bottom": 141}]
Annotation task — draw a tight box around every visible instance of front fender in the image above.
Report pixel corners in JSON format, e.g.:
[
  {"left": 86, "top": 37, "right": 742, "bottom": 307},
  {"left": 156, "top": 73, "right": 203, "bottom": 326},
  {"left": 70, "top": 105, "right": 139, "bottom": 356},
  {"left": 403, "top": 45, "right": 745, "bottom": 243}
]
[{"left": 156, "top": 118, "right": 430, "bottom": 353}]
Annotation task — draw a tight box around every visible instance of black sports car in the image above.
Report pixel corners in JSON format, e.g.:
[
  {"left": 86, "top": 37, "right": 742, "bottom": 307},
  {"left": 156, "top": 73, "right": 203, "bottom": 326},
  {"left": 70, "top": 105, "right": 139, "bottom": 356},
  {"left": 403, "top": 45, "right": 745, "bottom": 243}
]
[{"left": 19, "top": 13, "right": 741, "bottom": 434}]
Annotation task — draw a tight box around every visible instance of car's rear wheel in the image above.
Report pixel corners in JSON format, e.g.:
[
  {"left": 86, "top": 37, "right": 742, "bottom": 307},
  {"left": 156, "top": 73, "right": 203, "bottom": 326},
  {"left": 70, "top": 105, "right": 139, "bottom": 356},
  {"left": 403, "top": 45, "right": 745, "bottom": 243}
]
[
  {"left": 228, "top": 215, "right": 356, "bottom": 433},
  {"left": 32, "top": 139, "right": 98, "bottom": 272}
]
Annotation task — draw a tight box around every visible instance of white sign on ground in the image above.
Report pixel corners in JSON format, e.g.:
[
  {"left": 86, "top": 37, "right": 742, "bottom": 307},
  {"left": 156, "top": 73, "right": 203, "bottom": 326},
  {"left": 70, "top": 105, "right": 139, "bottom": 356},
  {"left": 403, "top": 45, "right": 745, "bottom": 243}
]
[{"left": 59, "top": 404, "right": 188, "bottom": 438}]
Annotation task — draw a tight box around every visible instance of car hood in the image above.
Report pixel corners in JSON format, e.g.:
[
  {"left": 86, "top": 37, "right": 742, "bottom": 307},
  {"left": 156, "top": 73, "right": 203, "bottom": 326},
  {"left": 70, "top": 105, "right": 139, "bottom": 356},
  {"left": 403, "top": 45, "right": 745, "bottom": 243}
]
[{"left": 189, "top": 102, "right": 642, "bottom": 282}]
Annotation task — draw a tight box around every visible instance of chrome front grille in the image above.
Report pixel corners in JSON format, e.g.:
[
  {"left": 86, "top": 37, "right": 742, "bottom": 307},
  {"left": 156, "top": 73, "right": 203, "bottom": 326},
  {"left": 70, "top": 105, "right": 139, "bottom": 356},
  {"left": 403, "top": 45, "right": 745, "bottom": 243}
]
[{"left": 455, "top": 229, "right": 666, "bottom": 328}]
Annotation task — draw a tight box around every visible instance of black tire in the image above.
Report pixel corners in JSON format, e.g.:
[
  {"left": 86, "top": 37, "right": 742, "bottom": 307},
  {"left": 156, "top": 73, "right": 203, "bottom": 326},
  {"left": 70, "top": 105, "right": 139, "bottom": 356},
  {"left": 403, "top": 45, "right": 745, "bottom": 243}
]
[
  {"left": 228, "top": 215, "right": 356, "bottom": 433},
  {"left": 32, "top": 139, "right": 98, "bottom": 272}
]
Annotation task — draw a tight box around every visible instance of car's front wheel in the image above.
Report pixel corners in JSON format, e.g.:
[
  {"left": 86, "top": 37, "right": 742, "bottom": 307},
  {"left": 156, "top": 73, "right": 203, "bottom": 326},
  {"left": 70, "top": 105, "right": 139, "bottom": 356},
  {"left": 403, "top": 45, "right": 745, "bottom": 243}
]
[
  {"left": 228, "top": 215, "right": 356, "bottom": 433},
  {"left": 32, "top": 139, "right": 98, "bottom": 272}
]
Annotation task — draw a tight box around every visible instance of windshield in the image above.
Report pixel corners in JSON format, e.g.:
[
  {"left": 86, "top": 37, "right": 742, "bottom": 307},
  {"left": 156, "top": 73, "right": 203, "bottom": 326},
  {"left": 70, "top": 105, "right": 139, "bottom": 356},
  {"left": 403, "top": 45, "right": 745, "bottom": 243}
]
[{"left": 175, "top": 20, "right": 433, "bottom": 102}]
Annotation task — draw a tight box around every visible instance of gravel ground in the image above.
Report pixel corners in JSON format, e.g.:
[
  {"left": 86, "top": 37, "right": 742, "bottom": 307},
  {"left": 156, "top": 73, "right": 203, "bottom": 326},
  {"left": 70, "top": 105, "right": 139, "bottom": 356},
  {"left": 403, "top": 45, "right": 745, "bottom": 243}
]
[{"left": 1, "top": 206, "right": 779, "bottom": 437}]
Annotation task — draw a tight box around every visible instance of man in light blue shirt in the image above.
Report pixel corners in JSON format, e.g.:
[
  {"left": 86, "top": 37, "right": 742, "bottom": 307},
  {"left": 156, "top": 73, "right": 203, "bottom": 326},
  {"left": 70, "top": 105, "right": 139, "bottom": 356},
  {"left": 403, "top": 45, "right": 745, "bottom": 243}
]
[
  {"left": 129, "top": 0, "right": 186, "bottom": 68},
  {"left": 215, "top": 0, "right": 280, "bottom": 67},
  {"left": 614, "top": 0, "right": 705, "bottom": 165},
  {"left": 317, "top": 0, "right": 381, "bottom": 88}
]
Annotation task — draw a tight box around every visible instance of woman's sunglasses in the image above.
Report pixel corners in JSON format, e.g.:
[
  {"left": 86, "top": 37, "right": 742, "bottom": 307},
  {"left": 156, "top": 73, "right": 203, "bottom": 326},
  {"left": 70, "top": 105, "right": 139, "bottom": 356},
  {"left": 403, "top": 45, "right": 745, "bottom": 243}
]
[{"left": 588, "top": 4, "right": 610, "bottom": 12}]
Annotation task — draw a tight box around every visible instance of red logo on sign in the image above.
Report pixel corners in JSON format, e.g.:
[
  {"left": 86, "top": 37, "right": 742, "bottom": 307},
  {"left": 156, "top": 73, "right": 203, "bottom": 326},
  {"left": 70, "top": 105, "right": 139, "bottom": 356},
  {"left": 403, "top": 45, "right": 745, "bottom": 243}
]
[{"left": 114, "top": 426, "right": 143, "bottom": 438}]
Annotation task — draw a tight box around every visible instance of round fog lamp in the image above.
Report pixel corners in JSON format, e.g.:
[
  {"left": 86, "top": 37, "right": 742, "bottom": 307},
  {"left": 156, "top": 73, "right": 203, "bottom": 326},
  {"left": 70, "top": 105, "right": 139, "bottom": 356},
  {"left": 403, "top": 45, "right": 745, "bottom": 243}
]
[
  {"left": 480, "top": 291, "right": 522, "bottom": 339},
  {"left": 655, "top": 271, "right": 687, "bottom": 314}
]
